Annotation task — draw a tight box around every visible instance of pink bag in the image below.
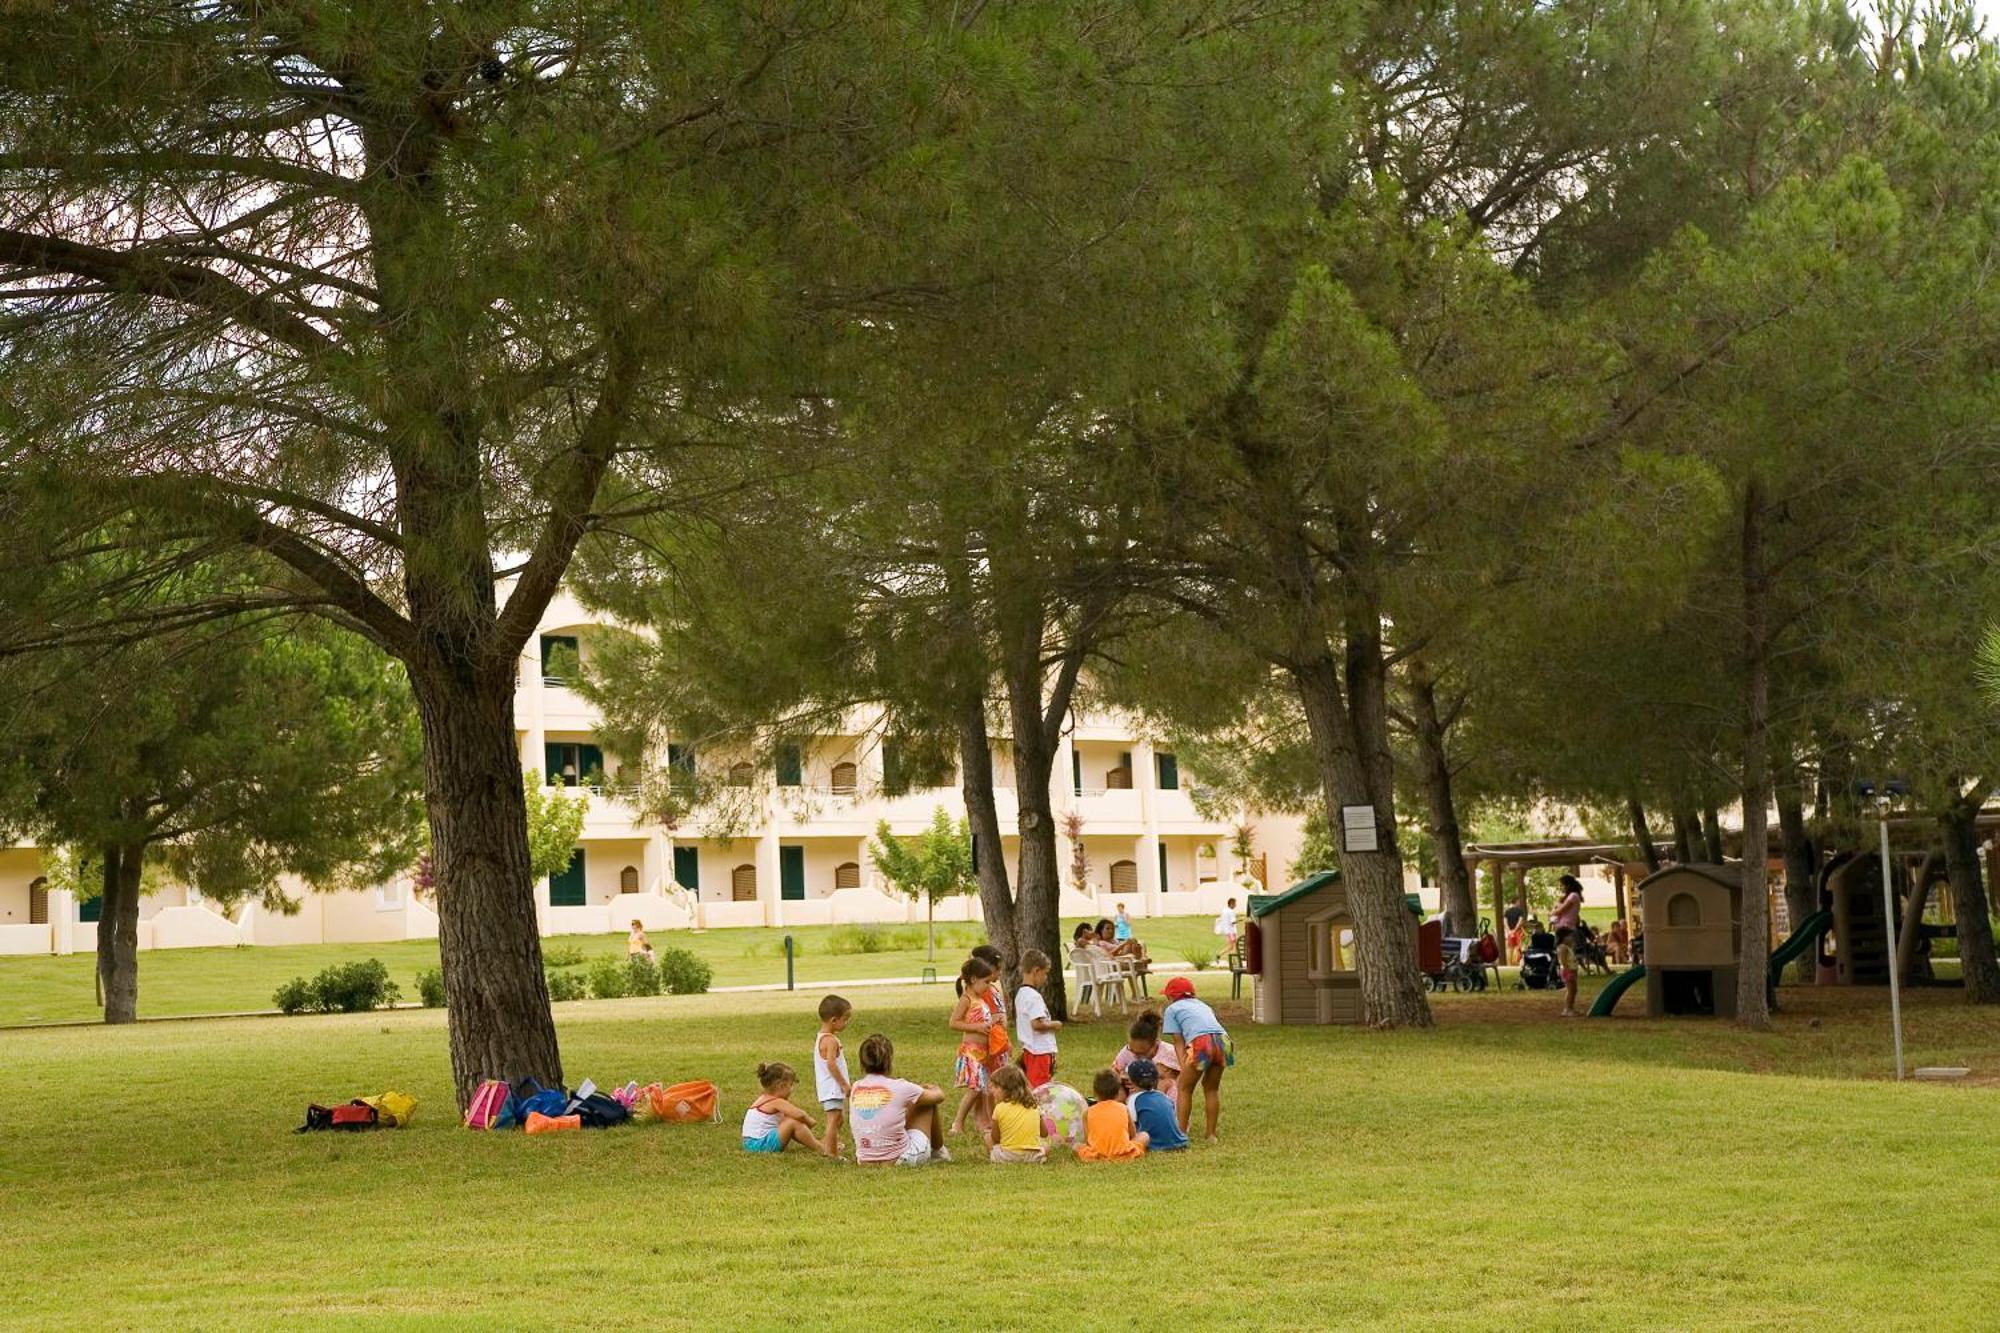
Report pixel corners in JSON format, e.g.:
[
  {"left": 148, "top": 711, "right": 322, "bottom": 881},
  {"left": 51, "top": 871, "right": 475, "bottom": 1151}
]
[{"left": 464, "top": 1078, "right": 509, "bottom": 1130}]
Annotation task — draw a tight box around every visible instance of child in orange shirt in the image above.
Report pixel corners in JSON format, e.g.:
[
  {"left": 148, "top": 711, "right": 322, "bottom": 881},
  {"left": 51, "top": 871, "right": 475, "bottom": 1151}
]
[{"left": 1076, "top": 1068, "right": 1150, "bottom": 1162}]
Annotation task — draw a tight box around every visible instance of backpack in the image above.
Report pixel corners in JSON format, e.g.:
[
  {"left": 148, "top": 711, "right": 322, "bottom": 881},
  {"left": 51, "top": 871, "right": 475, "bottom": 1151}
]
[
  {"left": 361, "top": 1090, "right": 417, "bottom": 1128},
  {"left": 331, "top": 1101, "right": 379, "bottom": 1130},
  {"left": 1477, "top": 933, "right": 1500, "bottom": 964},
  {"left": 524, "top": 1111, "right": 580, "bottom": 1134},
  {"left": 573, "top": 1092, "right": 631, "bottom": 1129},
  {"left": 647, "top": 1080, "right": 720, "bottom": 1123},
  {"left": 464, "top": 1078, "right": 511, "bottom": 1130},
  {"left": 512, "top": 1078, "right": 569, "bottom": 1124},
  {"left": 295, "top": 1104, "right": 335, "bottom": 1134}
]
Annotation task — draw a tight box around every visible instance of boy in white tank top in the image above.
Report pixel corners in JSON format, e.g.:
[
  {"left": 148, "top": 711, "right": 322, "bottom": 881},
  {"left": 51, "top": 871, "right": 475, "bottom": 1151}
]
[{"left": 814, "top": 995, "right": 853, "bottom": 1158}]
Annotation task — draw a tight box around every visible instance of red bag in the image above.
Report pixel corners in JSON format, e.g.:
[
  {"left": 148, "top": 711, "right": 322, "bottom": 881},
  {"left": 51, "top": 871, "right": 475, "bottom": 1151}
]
[{"left": 330, "top": 1101, "right": 379, "bottom": 1130}]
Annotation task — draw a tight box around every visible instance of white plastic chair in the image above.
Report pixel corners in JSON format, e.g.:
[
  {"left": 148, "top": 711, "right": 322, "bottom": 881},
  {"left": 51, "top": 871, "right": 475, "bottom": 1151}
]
[{"left": 1071, "top": 947, "right": 1125, "bottom": 1017}]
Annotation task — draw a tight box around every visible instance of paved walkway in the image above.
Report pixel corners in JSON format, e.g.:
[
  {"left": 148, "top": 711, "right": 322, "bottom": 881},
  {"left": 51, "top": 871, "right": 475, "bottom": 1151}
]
[{"left": 712, "top": 961, "right": 1199, "bottom": 995}]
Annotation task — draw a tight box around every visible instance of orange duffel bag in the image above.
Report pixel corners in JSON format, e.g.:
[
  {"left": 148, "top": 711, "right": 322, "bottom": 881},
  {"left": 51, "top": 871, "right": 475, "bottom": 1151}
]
[{"left": 644, "top": 1080, "right": 720, "bottom": 1123}]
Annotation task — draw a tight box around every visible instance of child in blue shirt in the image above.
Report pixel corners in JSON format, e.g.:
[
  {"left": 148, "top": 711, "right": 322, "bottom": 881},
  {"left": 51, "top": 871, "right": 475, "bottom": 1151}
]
[
  {"left": 1124, "top": 1059, "right": 1187, "bottom": 1151},
  {"left": 1160, "top": 976, "right": 1234, "bottom": 1142}
]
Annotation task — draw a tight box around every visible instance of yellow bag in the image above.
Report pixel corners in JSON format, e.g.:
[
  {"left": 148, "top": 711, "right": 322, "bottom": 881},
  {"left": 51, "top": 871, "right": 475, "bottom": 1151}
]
[{"left": 361, "top": 1090, "right": 418, "bottom": 1128}]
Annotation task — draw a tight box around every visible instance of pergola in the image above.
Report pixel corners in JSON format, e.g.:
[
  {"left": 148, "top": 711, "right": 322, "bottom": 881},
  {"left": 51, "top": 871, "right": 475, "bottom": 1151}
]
[{"left": 1460, "top": 837, "right": 1657, "bottom": 930}]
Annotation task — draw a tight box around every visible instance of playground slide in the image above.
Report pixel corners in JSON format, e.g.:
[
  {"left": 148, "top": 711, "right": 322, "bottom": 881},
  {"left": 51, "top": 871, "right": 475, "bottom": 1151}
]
[
  {"left": 1766, "top": 908, "right": 1833, "bottom": 984},
  {"left": 1590, "top": 911, "right": 1836, "bottom": 1017},
  {"left": 1587, "top": 964, "right": 1645, "bottom": 1018}
]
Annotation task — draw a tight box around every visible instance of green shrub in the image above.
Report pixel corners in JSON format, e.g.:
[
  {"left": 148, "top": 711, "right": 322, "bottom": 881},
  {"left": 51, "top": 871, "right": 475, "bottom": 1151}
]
[
  {"left": 624, "top": 954, "right": 662, "bottom": 996},
  {"left": 273, "top": 959, "right": 401, "bottom": 1014},
  {"left": 1185, "top": 946, "right": 1216, "bottom": 972},
  {"left": 657, "top": 946, "right": 713, "bottom": 995},
  {"left": 739, "top": 936, "right": 785, "bottom": 960},
  {"left": 826, "top": 924, "right": 888, "bottom": 955},
  {"left": 546, "top": 970, "right": 588, "bottom": 1002},
  {"left": 586, "top": 956, "right": 629, "bottom": 1000},
  {"left": 541, "top": 943, "right": 587, "bottom": 968},
  {"left": 272, "top": 977, "right": 313, "bottom": 1014},
  {"left": 415, "top": 967, "right": 447, "bottom": 1008}
]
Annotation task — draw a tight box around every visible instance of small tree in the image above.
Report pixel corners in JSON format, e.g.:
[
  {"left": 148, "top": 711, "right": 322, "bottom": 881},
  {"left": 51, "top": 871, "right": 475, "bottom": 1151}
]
[
  {"left": 1062, "top": 812, "right": 1090, "bottom": 895},
  {"left": 871, "top": 808, "right": 975, "bottom": 963},
  {"left": 520, "top": 775, "right": 590, "bottom": 885}
]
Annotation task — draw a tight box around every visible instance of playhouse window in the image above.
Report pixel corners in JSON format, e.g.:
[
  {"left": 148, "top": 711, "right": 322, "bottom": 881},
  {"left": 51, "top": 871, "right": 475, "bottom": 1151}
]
[{"left": 1666, "top": 893, "right": 1701, "bottom": 927}]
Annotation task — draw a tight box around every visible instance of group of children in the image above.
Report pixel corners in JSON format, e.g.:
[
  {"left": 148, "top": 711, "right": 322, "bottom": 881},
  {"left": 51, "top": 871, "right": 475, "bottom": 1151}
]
[{"left": 741, "top": 942, "right": 1235, "bottom": 1165}]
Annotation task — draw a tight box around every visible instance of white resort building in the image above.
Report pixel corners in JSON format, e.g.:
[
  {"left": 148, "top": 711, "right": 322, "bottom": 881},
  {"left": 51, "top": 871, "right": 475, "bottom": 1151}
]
[{"left": 0, "top": 591, "right": 1306, "bottom": 957}]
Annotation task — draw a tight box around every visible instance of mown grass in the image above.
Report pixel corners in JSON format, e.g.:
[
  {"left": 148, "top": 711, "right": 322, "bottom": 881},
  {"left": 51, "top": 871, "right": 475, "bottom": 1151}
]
[
  {"left": 0, "top": 916, "right": 1229, "bottom": 1025},
  {"left": 1, "top": 975, "right": 1997, "bottom": 1329}
]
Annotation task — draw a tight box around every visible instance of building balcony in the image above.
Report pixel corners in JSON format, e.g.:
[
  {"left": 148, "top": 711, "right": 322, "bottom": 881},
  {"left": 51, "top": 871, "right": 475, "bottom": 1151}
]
[{"left": 538, "top": 681, "right": 597, "bottom": 730}]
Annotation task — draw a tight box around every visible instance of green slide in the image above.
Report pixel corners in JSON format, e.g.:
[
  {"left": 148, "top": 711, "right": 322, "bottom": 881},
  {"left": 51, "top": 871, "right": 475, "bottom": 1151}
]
[
  {"left": 1588, "top": 964, "right": 1645, "bottom": 1017},
  {"left": 1767, "top": 908, "right": 1833, "bottom": 985}
]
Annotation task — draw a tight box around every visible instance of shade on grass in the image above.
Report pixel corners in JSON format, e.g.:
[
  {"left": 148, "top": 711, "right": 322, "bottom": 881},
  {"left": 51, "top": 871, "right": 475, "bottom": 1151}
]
[{"left": 2, "top": 976, "right": 1999, "bottom": 1327}]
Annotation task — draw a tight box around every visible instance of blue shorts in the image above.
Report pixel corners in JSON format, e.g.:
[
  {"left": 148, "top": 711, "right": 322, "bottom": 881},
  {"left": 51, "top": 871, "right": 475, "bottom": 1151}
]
[{"left": 742, "top": 1131, "right": 782, "bottom": 1153}]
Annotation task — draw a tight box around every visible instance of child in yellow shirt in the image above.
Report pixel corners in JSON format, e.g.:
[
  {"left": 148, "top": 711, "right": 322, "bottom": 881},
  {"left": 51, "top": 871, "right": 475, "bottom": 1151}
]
[{"left": 984, "top": 1066, "right": 1047, "bottom": 1163}]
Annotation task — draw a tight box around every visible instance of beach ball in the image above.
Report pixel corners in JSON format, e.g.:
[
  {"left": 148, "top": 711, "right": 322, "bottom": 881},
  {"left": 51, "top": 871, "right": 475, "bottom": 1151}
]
[{"left": 1035, "top": 1081, "right": 1088, "bottom": 1149}]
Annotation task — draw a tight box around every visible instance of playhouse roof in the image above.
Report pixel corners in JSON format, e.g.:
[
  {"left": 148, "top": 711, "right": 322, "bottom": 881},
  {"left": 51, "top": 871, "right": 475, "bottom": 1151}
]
[
  {"left": 1250, "top": 871, "right": 1422, "bottom": 920},
  {"left": 1636, "top": 862, "right": 1743, "bottom": 892}
]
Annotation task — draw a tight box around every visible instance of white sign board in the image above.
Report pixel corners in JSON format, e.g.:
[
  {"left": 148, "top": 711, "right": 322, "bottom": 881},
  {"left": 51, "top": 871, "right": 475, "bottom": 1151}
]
[{"left": 1341, "top": 805, "right": 1378, "bottom": 854}]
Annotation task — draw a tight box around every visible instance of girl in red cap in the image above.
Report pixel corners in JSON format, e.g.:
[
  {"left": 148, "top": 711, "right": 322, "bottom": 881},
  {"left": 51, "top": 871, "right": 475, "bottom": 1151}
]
[{"left": 1159, "top": 975, "right": 1233, "bottom": 1141}]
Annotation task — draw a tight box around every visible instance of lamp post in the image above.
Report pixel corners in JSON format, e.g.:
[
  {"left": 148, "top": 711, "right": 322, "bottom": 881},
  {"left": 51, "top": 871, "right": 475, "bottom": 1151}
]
[{"left": 1858, "top": 779, "right": 1908, "bottom": 1080}]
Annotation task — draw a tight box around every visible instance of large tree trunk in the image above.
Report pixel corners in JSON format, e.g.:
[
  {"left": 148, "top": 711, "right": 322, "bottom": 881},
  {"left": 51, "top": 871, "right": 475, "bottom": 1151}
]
[
  {"left": 1702, "top": 803, "right": 1726, "bottom": 864},
  {"left": 1942, "top": 797, "right": 2000, "bottom": 1003},
  {"left": 1294, "top": 636, "right": 1432, "bottom": 1029},
  {"left": 410, "top": 666, "right": 562, "bottom": 1107},
  {"left": 1408, "top": 674, "right": 1476, "bottom": 935},
  {"left": 1672, "top": 805, "right": 1698, "bottom": 864},
  {"left": 1005, "top": 666, "right": 1070, "bottom": 1020},
  {"left": 1627, "top": 797, "right": 1662, "bottom": 873},
  {"left": 1735, "top": 480, "right": 1772, "bottom": 1029},
  {"left": 96, "top": 839, "right": 144, "bottom": 1024},
  {"left": 1896, "top": 852, "right": 1941, "bottom": 984},
  {"left": 956, "top": 691, "right": 1018, "bottom": 975},
  {"left": 1776, "top": 776, "right": 1819, "bottom": 983}
]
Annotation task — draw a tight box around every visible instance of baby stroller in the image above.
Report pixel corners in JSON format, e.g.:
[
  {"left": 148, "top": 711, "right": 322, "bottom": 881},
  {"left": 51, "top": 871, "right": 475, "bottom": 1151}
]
[
  {"left": 1573, "top": 922, "right": 1611, "bottom": 976},
  {"left": 1516, "top": 929, "right": 1561, "bottom": 990}
]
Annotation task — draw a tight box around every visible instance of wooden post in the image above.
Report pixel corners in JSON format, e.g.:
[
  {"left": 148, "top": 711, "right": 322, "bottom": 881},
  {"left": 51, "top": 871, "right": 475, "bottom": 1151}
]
[
  {"left": 1614, "top": 864, "right": 1627, "bottom": 923},
  {"left": 1489, "top": 860, "right": 1508, "bottom": 961}
]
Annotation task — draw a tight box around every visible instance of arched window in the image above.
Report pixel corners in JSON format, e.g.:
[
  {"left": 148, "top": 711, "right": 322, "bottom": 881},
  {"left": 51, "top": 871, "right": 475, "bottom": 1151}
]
[
  {"left": 1666, "top": 892, "right": 1701, "bottom": 927},
  {"left": 727, "top": 760, "right": 756, "bottom": 787},
  {"left": 1109, "top": 860, "right": 1138, "bottom": 894},
  {"left": 834, "top": 862, "right": 861, "bottom": 891},
  {"left": 619, "top": 865, "right": 639, "bottom": 893},
  {"left": 830, "top": 761, "right": 858, "bottom": 794},
  {"left": 732, "top": 864, "right": 758, "bottom": 901}
]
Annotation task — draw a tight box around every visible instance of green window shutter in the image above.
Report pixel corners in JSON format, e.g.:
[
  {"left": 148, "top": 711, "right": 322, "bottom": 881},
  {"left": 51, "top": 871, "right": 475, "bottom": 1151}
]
[
  {"left": 549, "top": 848, "right": 587, "bottom": 906},
  {"left": 1071, "top": 750, "right": 1082, "bottom": 795},
  {"left": 78, "top": 896, "right": 102, "bottom": 923},
  {"left": 1157, "top": 752, "right": 1179, "bottom": 790},
  {"left": 673, "top": 846, "right": 699, "bottom": 892},
  {"left": 779, "top": 846, "right": 806, "bottom": 901},
  {"left": 776, "top": 744, "right": 803, "bottom": 787},
  {"left": 1158, "top": 842, "right": 1169, "bottom": 895},
  {"left": 882, "top": 742, "right": 905, "bottom": 797}
]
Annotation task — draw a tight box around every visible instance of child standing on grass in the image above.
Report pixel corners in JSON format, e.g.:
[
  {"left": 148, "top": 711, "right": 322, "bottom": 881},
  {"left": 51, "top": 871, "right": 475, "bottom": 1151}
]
[
  {"left": 1125, "top": 1059, "right": 1187, "bottom": 1151},
  {"left": 814, "top": 994, "right": 853, "bottom": 1158},
  {"left": 948, "top": 955, "right": 1003, "bottom": 1138},
  {"left": 1014, "top": 948, "right": 1062, "bottom": 1088},
  {"left": 741, "top": 1062, "right": 833, "bottom": 1157},
  {"left": 1160, "top": 976, "right": 1233, "bottom": 1142},
  {"left": 1076, "top": 1068, "right": 1149, "bottom": 1162},
  {"left": 984, "top": 1066, "right": 1048, "bottom": 1163},
  {"left": 1556, "top": 926, "right": 1579, "bottom": 1017}
]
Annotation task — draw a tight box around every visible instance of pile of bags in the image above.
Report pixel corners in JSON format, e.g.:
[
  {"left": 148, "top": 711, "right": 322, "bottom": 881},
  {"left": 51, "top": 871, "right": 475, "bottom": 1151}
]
[
  {"left": 295, "top": 1090, "right": 417, "bottom": 1133},
  {"left": 464, "top": 1077, "right": 719, "bottom": 1133}
]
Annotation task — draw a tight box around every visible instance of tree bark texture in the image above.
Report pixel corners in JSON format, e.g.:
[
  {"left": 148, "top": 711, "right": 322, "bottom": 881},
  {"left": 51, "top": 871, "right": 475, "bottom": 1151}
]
[
  {"left": 1005, "top": 665, "right": 1070, "bottom": 1021},
  {"left": 1735, "top": 480, "right": 1772, "bottom": 1029},
  {"left": 1776, "top": 778, "right": 1819, "bottom": 983},
  {"left": 96, "top": 840, "right": 144, "bottom": 1024},
  {"left": 1672, "top": 805, "right": 1698, "bottom": 864},
  {"left": 1942, "top": 799, "right": 2000, "bottom": 1003},
  {"left": 1409, "top": 676, "right": 1476, "bottom": 936},
  {"left": 1627, "top": 797, "right": 1662, "bottom": 873},
  {"left": 1294, "top": 634, "right": 1433, "bottom": 1028},
  {"left": 956, "top": 693, "right": 1018, "bottom": 979},
  {"left": 1702, "top": 804, "right": 1726, "bottom": 865},
  {"left": 412, "top": 667, "right": 562, "bottom": 1107}
]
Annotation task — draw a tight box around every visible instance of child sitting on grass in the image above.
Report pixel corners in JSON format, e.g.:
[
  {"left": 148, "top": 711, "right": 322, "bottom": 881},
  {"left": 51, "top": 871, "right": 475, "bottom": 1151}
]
[
  {"left": 1112, "top": 1008, "right": 1180, "bottom": 1092},
  {"left": 1160, "top": 976, "right": 1233, "bottom": 1142},
  {"left": 1014, "top": 948, "right": 1062, "bottom": 1088},
  {"left": 741, "top": 1062, "right": 832, "bottom": 1157},
  {"left": 1076, "top": 1068, "right": 1149, "bottom": 1162},
  {"left": 1124, "top": 1059, "right": 1187, "bottom": 1152},
  {"left": 984, "top": 1066, "right": 1048, "bottom": 1163},
  {"left": 850, "top": 1033, "right": 949, "bottom": 1166},
  {"left": 814, "top": 994, "right": 853, "bottom": 1159}
]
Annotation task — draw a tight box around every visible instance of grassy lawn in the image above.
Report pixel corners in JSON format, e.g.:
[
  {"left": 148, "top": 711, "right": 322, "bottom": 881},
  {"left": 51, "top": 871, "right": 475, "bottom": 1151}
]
[
  {"left": 0, "top": 916, "right": 1230, "bottom": 1025},
  {"left": 3, "top": 974, "right": 1999, "bottom": 1329}
]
